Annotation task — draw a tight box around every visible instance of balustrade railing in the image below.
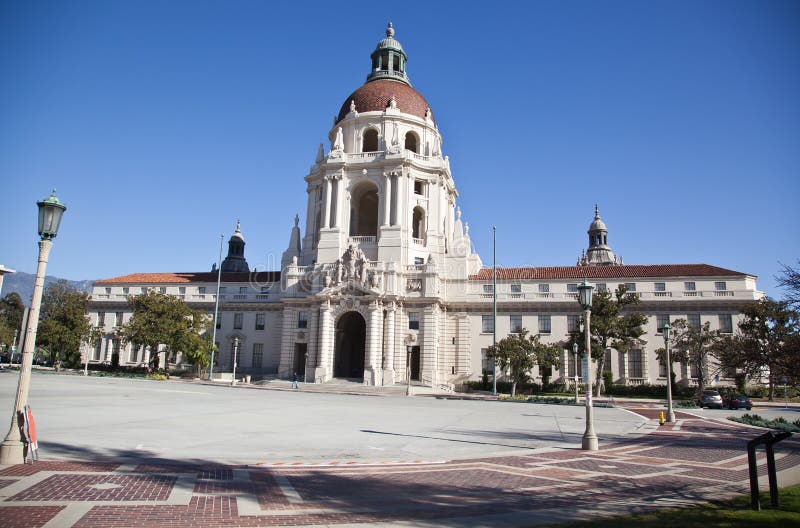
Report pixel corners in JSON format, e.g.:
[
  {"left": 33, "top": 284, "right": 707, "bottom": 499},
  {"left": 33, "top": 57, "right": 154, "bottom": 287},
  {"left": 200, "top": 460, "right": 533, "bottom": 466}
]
[{"left": 350, "top": 236, "right": 377, "bottom": 244}]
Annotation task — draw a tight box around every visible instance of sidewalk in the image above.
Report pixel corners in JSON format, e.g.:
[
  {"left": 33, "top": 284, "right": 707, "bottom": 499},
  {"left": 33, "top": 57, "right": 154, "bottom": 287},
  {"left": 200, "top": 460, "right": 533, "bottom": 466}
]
[{"left": 1, "top": 408, "right": 798, "bottom": 527}]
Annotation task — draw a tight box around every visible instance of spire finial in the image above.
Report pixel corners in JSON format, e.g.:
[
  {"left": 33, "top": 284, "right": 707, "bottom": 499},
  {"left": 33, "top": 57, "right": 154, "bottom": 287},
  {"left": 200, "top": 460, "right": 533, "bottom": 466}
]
[
  {"left": 294, "top": 214, "right": 299, "bottom": 227},
  {"left": 594, "top": 203, "right": 600, "bottom": 218},
  {"left": 235, "top": 219, "right": 241, "bottom": 233},
  {"left": 386, "top": 21, "right": 394, "bottom": 38}
]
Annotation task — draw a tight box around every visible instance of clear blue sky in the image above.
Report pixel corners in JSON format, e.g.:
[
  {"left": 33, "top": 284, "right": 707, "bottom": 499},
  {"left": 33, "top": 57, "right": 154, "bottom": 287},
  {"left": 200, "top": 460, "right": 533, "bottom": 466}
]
[{"left": 1, "top": 1, "right": 798, "bottom": 300}]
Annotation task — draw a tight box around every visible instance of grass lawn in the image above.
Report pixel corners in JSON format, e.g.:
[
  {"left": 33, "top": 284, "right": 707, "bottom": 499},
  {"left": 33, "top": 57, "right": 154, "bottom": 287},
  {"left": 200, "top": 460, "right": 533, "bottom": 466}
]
[{"left": 537, "top": 485, "right": 800, "bottom": 528}]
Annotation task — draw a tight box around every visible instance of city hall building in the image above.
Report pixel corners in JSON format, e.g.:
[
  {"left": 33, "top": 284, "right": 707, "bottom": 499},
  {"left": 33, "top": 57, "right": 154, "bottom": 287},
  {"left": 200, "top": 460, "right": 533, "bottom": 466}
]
[{"left": 88, "top": 24, "right": 762, "bottom": 389}]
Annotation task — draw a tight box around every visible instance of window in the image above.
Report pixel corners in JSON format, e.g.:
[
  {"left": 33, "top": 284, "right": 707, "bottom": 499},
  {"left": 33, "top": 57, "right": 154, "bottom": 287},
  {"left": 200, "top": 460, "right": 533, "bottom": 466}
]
[
  {"left": 719, "top": 314, "right": 733, "bottom": 334},
  {"left": 656, "top": 314, "right": 670, "bottom": 333},
  {"left": 115, "top": 312, "right": 123, "bottom": 327},
  {"left": 255, "top": 313, "right": 265, "bottom": 331},
  {"left": 219, "top": 287, "right": 227, "bottom": 294},
  {"left": 122, "top": 287, "right": 129, "bottom": 295},
  {"left": 198, "top": 287, "right": 206, "bottom": 295},
  {"left": 414, "top": 257, "right": 425, "bottom": 265},
  {"left": 159, "top": 287, "right": 167, "bottom": 294},
  {"left": 510, "top": 284, "right": 522, "bottom": 293},
  {"left": 483, "top": 284, "right": 494, "bottom": 294},
  {"left": 93, "top": 341, "right": 102, "bottom": 361},
  {"left": 408, "top": 312, "right": 420, "bottom": 330},
  {"left": 567, "top": 283, "right": 578, "bottom": 293},
  {"left": 481, "top": 315, "right": 494, "bottom": 334},
  {"left": 715, "top": 282, "right": 727, "bottom": 291},
  {"left": 414, "top": 180, "right": 425, "bottom": 195},
  {"left": 98, "top": 312, "right": 106, "bottom": 326},
  {"left": 623, "top": 283, "right": 636, "bottom": 292},
  {"left": 658, "top": 357, "right": 667, "bottom": 378},
  {"left": 568, "top": 352, "right": 582, "bottom": 378},
  {"left": 261, "top": 286, "right": 269, "bottom": 294},
  {"left": 481, "top": 348, "right": 493, "bottom": 374},
  {"left": 252, "top": 343, "right": 263, "bottom": 368},
  {"left": 538, "top": 284, "right": 550, "bottom": 293},
  {"left": 596, "top": 283, "right": 607, "bottom": 293},
  {"left": 684, "top": 282, "right": 696, "bottom": 291},
  {"left": 688, "top": 314, "right": 701, "bottom": 329},
  {"left": 404, "top": 132, "right": 418, "bottom": 153},
  {"left": 298, "top": 311, "right": 308, "bottom": 329},
  {"left": 690, "top": 362, "right": 700, "bottom": 378},
  {"left": 105, "top": 287, "right": 112, "bottom": 295},
  {"left": 654, "top": 282, "right": 666, "bottom": 292},
  {"left": 234, "top": 312, "right": 243, "bottom": 330},
  {"left": 567, "top": 315, "right": 581, "bottom": 333},
  {"left": 604, "top": 349, "right": 612, "bottom": 374},
  {"left": 179, "top": 287, "right": 186, "bottom": 295},
  {"left": 140, "top": 287, "right": 148, "bottom": 294},
  {"left": 538, "top": 315, "right": 551, "bottom": 334},
  {"left": 239, "top": 286, "right": 248, "bottom": 294},
  {"left": 629, "top": 349, "right": 643, "bottom": 378},
  {"left": 510, "top": 315, "right": 522, "bottom": 333}
]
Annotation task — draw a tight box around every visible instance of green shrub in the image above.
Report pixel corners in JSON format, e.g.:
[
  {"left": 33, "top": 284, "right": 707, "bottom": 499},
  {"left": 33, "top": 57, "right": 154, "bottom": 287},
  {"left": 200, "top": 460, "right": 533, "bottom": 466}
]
[
  {"left": 729, "top": 413, "right": 800, "bottom": 433},
  {"left": 746, "top": 385, "right": 769, "bottom": 398}
]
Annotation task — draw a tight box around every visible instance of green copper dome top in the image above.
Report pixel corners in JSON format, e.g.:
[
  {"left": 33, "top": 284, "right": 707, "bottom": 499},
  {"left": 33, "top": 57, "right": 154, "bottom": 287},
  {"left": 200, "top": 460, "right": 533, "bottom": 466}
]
[{"left": 367, "top": 22, "right": 410, "bottom": 85}]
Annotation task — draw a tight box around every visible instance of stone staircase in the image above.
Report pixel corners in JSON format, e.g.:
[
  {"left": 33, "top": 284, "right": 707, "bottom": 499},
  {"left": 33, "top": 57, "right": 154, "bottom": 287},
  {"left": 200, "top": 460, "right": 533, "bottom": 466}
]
[{"left": 253, "top": 377, "right": 443, "bottom": 396}]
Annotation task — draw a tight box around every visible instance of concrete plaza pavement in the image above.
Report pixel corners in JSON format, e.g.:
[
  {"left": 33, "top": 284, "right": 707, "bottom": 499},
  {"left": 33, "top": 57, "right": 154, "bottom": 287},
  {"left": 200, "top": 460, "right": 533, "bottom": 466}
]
[{"left": 1, "top": 372, "right": 799, "bottom": 527}]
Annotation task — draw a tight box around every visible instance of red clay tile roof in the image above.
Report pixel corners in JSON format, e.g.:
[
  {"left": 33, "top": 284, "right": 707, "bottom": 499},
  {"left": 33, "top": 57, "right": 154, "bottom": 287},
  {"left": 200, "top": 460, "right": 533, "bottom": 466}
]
[
  {"left": 94, "top": 271, "right": 281, "bottom": 285},
  {"left": 337, "top": 79, "right": 434, "bottom": 124},
  {"left": 469, "top": 264, "right": 750, "bottom": 281}
]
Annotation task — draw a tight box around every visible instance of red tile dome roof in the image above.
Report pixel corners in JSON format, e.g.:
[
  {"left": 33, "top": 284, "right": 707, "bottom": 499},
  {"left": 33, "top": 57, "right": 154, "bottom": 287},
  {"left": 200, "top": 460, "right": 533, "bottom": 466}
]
[{"left": 337, "top": 79, "right": 434, "bottom": 124}]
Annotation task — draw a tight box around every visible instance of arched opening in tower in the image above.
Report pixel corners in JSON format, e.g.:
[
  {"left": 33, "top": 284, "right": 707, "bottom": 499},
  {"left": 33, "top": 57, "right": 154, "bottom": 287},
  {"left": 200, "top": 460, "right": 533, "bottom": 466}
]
[
  {"left": 334, "top": 311, "right": 366, "bottom": 379},
  {"left": 412, "top": 206, "right": 426, "bottom": 240},
  {"left": 349, "top": 182, "right": 379, "bottom": 237},
  {"left": 362, "top": 128, "right": 379, "bottom": 152},
  {"left": 404, "top": 132, "right": 418, "bottom": 153}
]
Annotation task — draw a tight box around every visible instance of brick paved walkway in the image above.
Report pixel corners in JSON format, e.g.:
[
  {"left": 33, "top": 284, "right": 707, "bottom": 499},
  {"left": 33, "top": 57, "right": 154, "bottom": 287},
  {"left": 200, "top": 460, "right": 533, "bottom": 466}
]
[{"left": 1, "top": 410, "right": 798, "bottom": 527}]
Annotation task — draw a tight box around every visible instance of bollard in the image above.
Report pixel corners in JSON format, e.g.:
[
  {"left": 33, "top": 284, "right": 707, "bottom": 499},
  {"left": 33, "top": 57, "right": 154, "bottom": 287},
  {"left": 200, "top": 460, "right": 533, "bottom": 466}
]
[{"left": 659, "top": 411, "right": 665, "bottom": 425}]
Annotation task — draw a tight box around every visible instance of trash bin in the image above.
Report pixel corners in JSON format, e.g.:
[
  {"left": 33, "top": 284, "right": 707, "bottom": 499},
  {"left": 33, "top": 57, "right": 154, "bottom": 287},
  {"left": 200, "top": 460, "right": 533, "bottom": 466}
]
[{"left": 245, "top": 375, "right": 251, "bottom": 384}]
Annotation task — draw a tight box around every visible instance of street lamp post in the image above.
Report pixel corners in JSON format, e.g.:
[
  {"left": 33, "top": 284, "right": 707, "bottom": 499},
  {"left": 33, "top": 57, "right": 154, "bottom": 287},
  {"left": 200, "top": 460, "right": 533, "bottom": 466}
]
[
  {"left": 406, "top": 345, "right": 412, "bottom": 396},
  {"left": 231, "top": 337, "right": 239, "bottom": 386},
  {"left": 572, "top": 341, "right": 579, "bottom": 404},
  {"left": 577, "top": 278, "right": 598, "bottom": 451},
  {"left": 0, "top": 191, "right": 66, "bottom": 465},
  {"left": 663, "top": 322, "right": 676, "bottom": 423}
]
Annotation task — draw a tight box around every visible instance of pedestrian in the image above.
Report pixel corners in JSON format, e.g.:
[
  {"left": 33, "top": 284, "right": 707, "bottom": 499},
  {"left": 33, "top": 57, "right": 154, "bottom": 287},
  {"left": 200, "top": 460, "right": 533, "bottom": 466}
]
[{"left": 292, "top": 372, "right": 299, "bottom": 389}]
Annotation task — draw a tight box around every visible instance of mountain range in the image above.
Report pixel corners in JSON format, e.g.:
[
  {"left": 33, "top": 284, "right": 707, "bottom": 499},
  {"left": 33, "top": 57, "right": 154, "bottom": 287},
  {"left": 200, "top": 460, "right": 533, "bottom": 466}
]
[{"left": 0, "top": 271, "right": 93, "bottom": 306}]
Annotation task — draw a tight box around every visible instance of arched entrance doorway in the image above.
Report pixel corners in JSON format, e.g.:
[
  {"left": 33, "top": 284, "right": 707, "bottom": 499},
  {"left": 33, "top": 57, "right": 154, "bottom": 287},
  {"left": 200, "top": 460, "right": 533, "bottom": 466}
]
[{"left": 334, "top": 311, "right": 366, "bottom": 379}]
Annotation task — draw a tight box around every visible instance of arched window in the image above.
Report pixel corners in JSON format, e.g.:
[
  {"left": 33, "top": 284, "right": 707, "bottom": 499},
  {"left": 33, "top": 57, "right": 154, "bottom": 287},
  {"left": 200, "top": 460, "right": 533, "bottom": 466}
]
[
  {"left": 412, "top": 206, "right": 426, "bottom": 240},
  {"left": 404, "top": 132, "right": 418, "bottom": 153},
  {"left": 362, "top": 129, "right": 379, "bottom": 152},
  {"left": 349, "top": 182, "right": 379, "bottom": 237}
]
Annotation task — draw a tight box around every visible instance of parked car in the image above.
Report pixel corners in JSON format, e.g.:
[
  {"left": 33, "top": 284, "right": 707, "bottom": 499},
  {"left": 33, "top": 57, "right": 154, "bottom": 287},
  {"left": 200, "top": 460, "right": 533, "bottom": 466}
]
[
  {"left": 698, "top": 390, "right": 723, "bottom": 409},
  {"left": 725, "top": 394, "right": 753, "bottom": 410}
]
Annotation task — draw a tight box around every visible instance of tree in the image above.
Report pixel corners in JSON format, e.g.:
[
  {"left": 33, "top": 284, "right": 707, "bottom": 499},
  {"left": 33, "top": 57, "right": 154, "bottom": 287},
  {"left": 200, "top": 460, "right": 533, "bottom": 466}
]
[
  {"left": 663, "top": 318, "right": 721, "bottom": 398},
  {"left": 715, "top": 298, "right": 799, "bottom": 400},
  {"left": 120, "top": 291, "right": 211, "bottom": 378},
  {"left": 0, "top": 292, "right": 25, "bottom": 354},
  {"left": 486, "top": 328, "right": 561, "bottom": 397},
  {"left": 37, "top": 280, "right": 92, "bottom": 368},
  {"left": 776, "top": 260, "right": 800, "bottom": 309},
  {"left": 570, "top": 285, "right": 648, "bottom": 396}
]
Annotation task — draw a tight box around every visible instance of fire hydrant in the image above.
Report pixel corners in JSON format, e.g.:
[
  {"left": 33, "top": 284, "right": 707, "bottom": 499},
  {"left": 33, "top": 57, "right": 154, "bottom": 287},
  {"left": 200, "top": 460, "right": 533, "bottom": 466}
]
[{"left": 659, "top": 411, "right": 665, "bottom": 425}]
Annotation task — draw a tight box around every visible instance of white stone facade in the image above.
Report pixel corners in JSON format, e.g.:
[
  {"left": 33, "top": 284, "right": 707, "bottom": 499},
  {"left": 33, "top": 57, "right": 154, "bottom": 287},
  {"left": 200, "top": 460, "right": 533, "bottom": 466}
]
[{"left": 87, "top": 25, "right": 763, "bottom": 389}]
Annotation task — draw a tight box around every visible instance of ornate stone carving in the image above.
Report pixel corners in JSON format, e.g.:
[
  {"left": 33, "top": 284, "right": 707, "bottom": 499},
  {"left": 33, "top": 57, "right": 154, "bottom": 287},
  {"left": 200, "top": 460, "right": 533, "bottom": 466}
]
[
  {"left": 330, "top": 244, "right": 371, "bottom": 287},
  {"left": 329, "top": 127, "right": 344, "bottom": 159}
]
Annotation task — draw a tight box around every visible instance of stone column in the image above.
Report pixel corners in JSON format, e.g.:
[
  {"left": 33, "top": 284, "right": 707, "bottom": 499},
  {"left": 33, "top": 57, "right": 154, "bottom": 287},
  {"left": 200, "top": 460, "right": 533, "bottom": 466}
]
[
  {"left": 364, "top": 302, "right": 381, "bottom": 385},
  {"left": 394, "top": 302, "right": 405, "bottom": 372},
  {"left": 641, "top": 347, "right": 650, "bottom": 383},
  {"left": 317, "top": 302, "right": 332, "bottom": 382},
  {"left": 308, "top": 307, "right": 319, "bottom": 369},
  {"left": 323, "top": 177, "right": 332, "bottom": 228},
  {"left": 383, "top": 303, "right": 396, "bottom": 384},
  {"left": 383, "top": 174, "right": 392, "bottom": 226},
  {"left": 620, "top": 350, "right": 629, "bottom": 385}
]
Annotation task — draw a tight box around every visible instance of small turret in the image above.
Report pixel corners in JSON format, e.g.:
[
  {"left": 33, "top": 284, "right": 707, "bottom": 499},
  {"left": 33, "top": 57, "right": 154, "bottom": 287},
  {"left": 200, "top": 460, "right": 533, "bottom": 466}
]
[
  {"left": 281, "top": 214, "right": 303, "bottom": 270},
  {"left": 220, "top": 220, "right": 250, "bottom": 272},
  {"left": 578, "top": 205, "right": 620, "bottom": 266}
]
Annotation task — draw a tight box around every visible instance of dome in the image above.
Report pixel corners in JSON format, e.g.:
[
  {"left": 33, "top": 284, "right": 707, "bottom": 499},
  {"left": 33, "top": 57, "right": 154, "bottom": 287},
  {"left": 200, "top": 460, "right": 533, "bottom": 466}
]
[
  {"left": 589, "top": 217, "right": 607, "bottom": 232},
  {"left": 337, "top": 79, "right": 434, "bottom": 124}
]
